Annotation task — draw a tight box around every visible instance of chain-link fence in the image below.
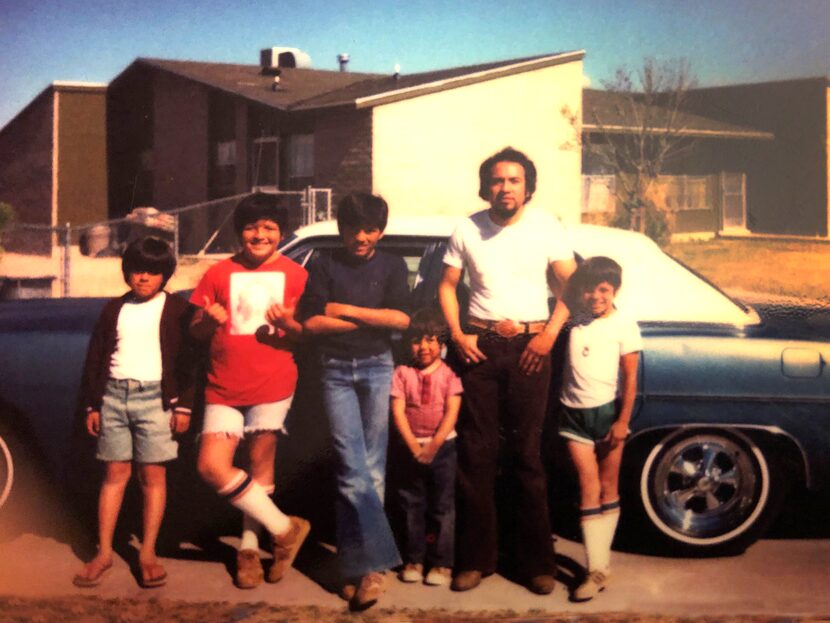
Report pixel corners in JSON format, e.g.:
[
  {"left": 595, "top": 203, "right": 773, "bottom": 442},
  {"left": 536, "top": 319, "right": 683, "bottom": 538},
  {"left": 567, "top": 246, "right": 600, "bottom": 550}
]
[{"left": 0, "top": 188, "right": 331, "bottom": 300}]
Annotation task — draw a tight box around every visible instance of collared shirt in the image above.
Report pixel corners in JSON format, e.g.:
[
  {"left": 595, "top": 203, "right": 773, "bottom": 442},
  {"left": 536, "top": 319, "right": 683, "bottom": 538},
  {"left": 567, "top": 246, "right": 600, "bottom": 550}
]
[{"left": 391, "top": 361, "right": 463, "bottom": 438}]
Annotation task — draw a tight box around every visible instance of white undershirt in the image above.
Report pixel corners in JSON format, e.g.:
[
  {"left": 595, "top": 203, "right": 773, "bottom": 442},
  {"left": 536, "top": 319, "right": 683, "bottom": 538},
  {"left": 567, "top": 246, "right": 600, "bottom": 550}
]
[{"left": 109, "top": 292, "right": 166, "bottom": 381}]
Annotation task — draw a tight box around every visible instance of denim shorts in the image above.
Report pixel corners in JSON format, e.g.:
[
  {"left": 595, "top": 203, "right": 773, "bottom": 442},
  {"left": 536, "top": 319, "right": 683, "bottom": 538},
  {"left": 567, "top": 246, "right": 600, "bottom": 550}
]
[
  {"left": 201, "top": 395, "right": 294, "bottom": 438},
  {"left": 97, "top": 379, "right": 178, "bottom": 463},
  {"left": 558, "top": 400, "right": 618, "bottom": 445}
]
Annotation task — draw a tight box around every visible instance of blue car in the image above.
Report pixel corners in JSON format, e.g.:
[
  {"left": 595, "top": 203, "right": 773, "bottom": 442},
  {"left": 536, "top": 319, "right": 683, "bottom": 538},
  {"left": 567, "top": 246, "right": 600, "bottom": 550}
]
[{"left": 1, "top": 217, "right": 828, "bottom": 555}]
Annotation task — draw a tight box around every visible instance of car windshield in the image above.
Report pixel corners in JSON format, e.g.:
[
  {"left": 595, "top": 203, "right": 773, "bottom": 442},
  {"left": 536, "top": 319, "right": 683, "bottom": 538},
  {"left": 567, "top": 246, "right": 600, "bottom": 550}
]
[{"left": 568, "top": 225, "right": 757, "bottom": 326}]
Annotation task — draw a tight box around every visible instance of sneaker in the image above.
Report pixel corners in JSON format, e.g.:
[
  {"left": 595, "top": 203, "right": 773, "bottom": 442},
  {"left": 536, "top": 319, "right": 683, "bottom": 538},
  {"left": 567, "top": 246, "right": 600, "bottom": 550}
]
[
  {"left": 424, "top": 566, "right": 452, "bottom": 586},
  {"left": 572, "top": 569, "right": 609, "bottom": 602},
  {"left": 267, "top": 516, "right": 311, "bottom": 583},
  {"left": 351, "top": 571, "right": 386, "bottom": 611},
  {"left": 399, "top": 562, "right": 424, "bottom": 583},
  {"left": 450, "top": 569, "right": 482, "bottom": 592},
  {"left": 235, "top": 549, "right": 263, "bottom": 589}
]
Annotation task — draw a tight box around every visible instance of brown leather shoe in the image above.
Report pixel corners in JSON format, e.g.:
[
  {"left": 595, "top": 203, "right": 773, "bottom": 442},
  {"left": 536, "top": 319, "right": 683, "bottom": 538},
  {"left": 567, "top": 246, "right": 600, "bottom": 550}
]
[
  {"left": 350, "top": 571, "right": 385, "bottom": 611},
  {"left": 528, "top": 573, "right": 556, "bottom": 595},
  {"left": 235, "top": 549, "right": 263, "bottom": 589},
  {"left": 267, "top": 516, "right": 311, "bottom": 583},
  {"left": 450, "top": 569, "right": 482, "bottom": 592}
]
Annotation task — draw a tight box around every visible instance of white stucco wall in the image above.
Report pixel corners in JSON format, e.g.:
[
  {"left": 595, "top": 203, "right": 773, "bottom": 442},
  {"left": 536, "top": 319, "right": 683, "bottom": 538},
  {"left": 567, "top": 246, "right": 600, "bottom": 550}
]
[{"left": 371, "top": 59, "right": 583, "bottom": 223}]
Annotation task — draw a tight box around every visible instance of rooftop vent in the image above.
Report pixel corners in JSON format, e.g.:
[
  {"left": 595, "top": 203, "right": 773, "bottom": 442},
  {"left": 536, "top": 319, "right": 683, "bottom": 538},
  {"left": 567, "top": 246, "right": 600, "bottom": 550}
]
[
  {"left": 338, "top": 53, "right": 349, "bottom": 72},
  {"left": 260, "top": 47, "right": 311, "bottom": 74}
]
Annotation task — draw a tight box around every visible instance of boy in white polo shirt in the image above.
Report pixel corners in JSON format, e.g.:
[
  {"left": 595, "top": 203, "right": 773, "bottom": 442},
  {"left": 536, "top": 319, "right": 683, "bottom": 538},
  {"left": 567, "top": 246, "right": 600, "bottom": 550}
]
[{"left": 558, "top": 256, "right": 642, "bottom": 602}]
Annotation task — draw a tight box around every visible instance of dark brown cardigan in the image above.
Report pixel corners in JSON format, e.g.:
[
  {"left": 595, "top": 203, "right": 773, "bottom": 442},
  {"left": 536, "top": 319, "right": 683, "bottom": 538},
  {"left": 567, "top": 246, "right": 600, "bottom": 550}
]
[{"left": 79, "top": 292, "right": 196, "bottom": 414}]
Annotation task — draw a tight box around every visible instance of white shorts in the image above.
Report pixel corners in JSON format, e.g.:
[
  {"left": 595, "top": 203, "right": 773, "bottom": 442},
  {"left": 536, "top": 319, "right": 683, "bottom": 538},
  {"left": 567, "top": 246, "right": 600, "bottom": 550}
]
[{"left": 202, "top": 395, "right": 294, "bottom": 437}]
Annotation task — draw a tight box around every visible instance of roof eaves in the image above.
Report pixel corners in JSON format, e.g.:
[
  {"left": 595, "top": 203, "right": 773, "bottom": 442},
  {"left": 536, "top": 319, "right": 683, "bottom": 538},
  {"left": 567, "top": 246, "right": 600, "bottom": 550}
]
[
  {"left": 582, "top": 123, "right": 775, "bottom": 140},
  {"left": 349, "top": 50, "right": 585, "bottom": 110}
]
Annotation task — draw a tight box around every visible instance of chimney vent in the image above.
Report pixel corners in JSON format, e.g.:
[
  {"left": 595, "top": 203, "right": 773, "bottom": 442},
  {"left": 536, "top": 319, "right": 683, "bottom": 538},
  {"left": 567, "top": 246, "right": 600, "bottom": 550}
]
[{"left": 338, "top": 53, "right": 350, "bottom": 72}]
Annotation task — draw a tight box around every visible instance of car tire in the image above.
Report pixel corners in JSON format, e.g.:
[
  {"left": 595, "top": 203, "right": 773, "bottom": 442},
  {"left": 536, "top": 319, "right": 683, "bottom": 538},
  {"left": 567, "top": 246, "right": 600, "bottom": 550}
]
[
  {"left": 0, "top": 430, "right": 15, "bottom": 511},
  {"left": 636, "top": 428, "right": 784, "bottom": 556}
]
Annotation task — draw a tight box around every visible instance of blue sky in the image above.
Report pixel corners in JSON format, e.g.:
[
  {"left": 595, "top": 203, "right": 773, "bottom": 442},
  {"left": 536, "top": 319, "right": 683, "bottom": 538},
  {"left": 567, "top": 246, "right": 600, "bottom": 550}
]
[{"left": 1, "top": 0, "right": 829, "bottom": 128}]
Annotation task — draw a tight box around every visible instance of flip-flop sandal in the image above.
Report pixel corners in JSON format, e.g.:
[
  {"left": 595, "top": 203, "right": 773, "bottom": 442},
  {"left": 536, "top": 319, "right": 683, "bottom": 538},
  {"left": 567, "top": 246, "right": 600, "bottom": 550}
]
[
  {"left": 140, "top": 562, "right": 168, "bottom": 588},
  {"left": 73, "top": 560, "right": 113, "bottom": 588}
]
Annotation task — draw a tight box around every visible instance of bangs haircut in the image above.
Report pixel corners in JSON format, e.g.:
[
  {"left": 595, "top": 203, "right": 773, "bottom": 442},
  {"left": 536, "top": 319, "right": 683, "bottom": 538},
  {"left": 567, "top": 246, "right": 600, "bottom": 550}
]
[
  {"left": 405, "top": 306, "right": 448, "bottom": 343},
  {"left": 233, "top": 192, "right": 289, "bottom": 236},
  {"left": 565, "top": 256, "right": 623, "bottom": 306},
  {"left": 336, "top": 192, "right": 388, "bottom": 232},
  {"left": 121, "top": 236, "right": 177, "bottom": 286},
  {"left": 478, "top": 146, "right": 538, "bottom": 201}
]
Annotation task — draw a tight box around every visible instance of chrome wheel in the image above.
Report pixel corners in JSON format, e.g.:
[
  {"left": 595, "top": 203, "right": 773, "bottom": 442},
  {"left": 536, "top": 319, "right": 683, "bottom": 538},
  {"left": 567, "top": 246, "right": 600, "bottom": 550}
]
[{"left": 640, "top": 430, "right": 769, "bottom": 547}]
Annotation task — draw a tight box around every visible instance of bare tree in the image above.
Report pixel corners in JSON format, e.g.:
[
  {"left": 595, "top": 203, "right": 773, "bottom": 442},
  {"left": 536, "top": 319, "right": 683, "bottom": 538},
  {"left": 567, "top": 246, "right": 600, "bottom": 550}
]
[{"left": 568, "top": 58, "right": 698, "bottom": 242}]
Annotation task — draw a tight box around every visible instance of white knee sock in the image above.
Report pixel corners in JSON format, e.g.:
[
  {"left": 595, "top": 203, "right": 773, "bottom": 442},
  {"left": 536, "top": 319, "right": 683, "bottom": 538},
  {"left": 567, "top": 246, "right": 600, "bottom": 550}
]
[
  {"left": 597, "top": 500, "right": 621, "bottom": 572},
  {"left": 580, "top": 507, "right": 605, "bottom": 572},
  {"left": 239, "top": 483, "right": 275, "bottom": 551},
  {"left": 219, "top": 471, "right": 290, "bottom": 538}
]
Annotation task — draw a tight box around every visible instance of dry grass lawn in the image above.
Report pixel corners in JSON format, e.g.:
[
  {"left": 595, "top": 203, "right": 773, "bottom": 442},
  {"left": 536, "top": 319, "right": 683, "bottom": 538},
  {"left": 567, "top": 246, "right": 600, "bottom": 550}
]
[{"left": 665, "top": 238, "right": 830, "bottom": 301}]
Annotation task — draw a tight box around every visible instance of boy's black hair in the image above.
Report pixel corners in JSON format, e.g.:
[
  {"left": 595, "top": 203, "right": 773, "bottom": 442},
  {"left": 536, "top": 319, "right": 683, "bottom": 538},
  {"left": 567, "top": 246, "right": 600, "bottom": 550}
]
[
  {"left": 478, "top": 146, "right": 538, "bottom": 202},
  {"left": 564, "top": 256, "right": 623, "bottom": 308},
  {"left": 336, "top": 192, "right": 389, "bottom": 232},
  {"left": 405, "top": 306, "right": 448, "bottom": 343},
  {"left": 232, "top": 192, "right": 289, "bottom": 236},
  {"left": 121, "top": 236, "right": 177, "bottom": 287}
]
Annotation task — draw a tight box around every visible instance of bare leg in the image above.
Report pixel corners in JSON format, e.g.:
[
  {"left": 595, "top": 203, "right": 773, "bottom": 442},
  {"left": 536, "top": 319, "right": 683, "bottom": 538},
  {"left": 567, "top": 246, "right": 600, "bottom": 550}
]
[
  {"left": 75, "top": 461, "right": 131, "bottom": 581},
  {"left": 567, "top": 441, "right": 601, "bottom": 510},
  {"left": 137, "top": 463, "right": 167, "bottom": 566}
]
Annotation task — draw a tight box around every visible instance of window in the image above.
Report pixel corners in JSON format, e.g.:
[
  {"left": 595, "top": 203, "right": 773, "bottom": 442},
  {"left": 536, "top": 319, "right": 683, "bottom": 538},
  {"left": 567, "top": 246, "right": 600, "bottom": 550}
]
[
  {"left": 582, "top": 175, "right": 617, "bottom": 214},
  {"left": 285, "top": 134, "right": 314, "bottom": 189},
  {"left": 211, "top": 140, "right": 237, "bottom": 194},
  {"left": 251, "top": 137, "right": 279, "bottom": 190},
  {"left": 660, "top": 175, "right": 710, "bottom": 211}
]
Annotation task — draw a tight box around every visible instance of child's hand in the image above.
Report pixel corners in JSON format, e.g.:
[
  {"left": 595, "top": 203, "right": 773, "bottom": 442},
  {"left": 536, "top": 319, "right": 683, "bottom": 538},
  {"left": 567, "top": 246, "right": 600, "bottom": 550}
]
[
  {"left": 604, "top": 420, "right": 630, "bottom": 449},
  {"left": 266, "top": 297, "right": 296, "bottom": 328},
  {"left": 417, "top": 442, "right": 439, "bottom": 465},
  {"left": 170, "top": 410, "right": 191, "bottom": 435},
  {"left": 86, "top": 410, "right": 101, "bottom": 437},
  {"left": 202, "top": 296, "right": 229, "bottom": 325}
]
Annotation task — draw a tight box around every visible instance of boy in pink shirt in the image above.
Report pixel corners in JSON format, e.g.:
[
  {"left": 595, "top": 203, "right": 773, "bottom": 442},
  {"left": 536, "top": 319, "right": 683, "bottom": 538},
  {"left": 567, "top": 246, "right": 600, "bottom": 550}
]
[{"left": 390, "top": 307, "right": 462, "bottom": 587}]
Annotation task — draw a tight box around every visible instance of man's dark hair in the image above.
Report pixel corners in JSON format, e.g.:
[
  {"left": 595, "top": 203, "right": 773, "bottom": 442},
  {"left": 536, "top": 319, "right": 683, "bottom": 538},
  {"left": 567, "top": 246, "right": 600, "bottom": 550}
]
[
  {"left": 233, "top": 192, "right": 289, "bottom": 236},
  {"left": 565, "top": 256, "right": 623, "bottom": 305},
  {"left": 336, "top": 192, "right": 389, "bottom": 232},
  {"left": 478, "top": 147, "right": 538, "bottom": 202},
  {"left": 121, "top": 236, "right": 176, "bottom": 287}
]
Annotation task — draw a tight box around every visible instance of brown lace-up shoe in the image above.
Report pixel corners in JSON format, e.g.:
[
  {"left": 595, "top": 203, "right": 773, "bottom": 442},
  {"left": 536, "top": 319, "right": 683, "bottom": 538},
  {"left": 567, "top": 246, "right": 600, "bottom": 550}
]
[
  {"left": 351, "top": 571, "right": 385, "bottom": 611},
  {"left": 267, "top": 516, "right": 311, "bottom": 583},
  {"left": 235, "top": 549, "right": 263, "bottom": 589}
]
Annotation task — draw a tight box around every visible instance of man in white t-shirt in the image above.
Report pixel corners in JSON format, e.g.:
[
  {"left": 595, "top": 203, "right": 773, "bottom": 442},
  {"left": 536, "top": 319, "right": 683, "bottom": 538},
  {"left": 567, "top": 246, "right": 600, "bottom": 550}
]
[{"left": 439, "top": 147, "right": 577, "bottom": 595}]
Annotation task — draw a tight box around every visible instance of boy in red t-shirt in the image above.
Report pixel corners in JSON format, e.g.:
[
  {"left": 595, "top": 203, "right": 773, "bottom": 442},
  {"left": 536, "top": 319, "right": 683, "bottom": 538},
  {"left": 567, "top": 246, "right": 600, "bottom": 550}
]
[{"left": 190, "top": 193, "right": 309, "bottom": 589}]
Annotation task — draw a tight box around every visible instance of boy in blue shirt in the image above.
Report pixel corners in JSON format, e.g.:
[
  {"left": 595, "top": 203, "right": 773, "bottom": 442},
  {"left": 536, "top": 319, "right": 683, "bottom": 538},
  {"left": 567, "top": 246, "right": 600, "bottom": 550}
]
[{"left": 300, "top": 192, "right": 409, "bottom": 611}]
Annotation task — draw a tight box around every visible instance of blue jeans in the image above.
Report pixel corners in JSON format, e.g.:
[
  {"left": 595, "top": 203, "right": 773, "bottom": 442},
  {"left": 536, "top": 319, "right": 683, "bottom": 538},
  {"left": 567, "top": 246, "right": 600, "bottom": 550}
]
[
  {"left": 321, "top": 350, "right": 402, "bottom": 577},
  {"left": 396, "top": 438, "right": 456, "bottom": 568}
]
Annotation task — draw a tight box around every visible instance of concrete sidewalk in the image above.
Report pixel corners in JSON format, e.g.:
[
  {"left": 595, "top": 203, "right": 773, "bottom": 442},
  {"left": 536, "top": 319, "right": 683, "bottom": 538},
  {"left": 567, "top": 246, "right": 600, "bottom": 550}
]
[{"left": 1, "top": 530, "right": 829, "bottom": 617}]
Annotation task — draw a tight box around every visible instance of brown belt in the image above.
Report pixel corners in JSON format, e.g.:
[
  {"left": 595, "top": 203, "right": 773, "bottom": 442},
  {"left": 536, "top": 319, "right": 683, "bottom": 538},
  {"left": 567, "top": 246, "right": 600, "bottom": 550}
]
[{"left": 467, "top": 317, "right": 548, "bottom": 338}]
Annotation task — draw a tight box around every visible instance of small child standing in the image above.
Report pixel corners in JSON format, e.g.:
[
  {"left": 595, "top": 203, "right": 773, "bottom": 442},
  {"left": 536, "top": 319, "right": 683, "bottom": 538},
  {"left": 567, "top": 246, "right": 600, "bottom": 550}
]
[
  {"left": 390, "top": 307, "right": 462, "bottom": 587},
  {"left": 74, "top": 236, "right": 194, "bottom": 589},
  {"left": 559, "top": 256, "right": 642, "bottom": 603},
  {"left": 190, "top": 193, "right": 310, "bottom": 589}
]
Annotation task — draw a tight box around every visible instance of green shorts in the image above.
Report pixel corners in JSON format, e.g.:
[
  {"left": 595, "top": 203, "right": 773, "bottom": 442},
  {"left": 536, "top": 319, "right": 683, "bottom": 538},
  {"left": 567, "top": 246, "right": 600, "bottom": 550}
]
[{"left": 558, "top": 400, "right": 618, "bottom": 445}]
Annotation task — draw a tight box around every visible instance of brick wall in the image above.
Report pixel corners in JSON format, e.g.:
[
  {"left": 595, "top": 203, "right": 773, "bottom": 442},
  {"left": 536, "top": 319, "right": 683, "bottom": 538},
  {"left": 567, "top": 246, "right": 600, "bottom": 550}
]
[{"left": 314, "top": 108, "right": 372, "bottom": 210}]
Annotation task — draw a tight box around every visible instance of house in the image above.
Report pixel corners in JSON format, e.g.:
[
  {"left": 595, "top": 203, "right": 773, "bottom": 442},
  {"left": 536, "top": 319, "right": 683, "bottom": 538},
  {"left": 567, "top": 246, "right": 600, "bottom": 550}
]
[
  {"left": 0, "top": 81, "right": 107, "bottom": 297},
  {"left": 580, "top": 88, "right": 775, "bottom": 237},
  {"left": 0, "top": 81, "right": 108, "bottom": 253},
  {"left": 684, "top": 77, "right": 830, "bottom": 237},
  {"left": 107, "top": 48, "right": 586, "bottom": 234}
]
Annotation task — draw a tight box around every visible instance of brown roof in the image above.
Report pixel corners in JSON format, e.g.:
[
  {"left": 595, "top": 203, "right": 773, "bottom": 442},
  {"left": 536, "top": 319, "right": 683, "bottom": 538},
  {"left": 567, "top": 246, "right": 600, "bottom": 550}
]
[
  {"left": 583, "top": 89, "right": 774, "bottom": 140},
  {"left": 128, "top": 51, "right": 584, "bottom": 112}
]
